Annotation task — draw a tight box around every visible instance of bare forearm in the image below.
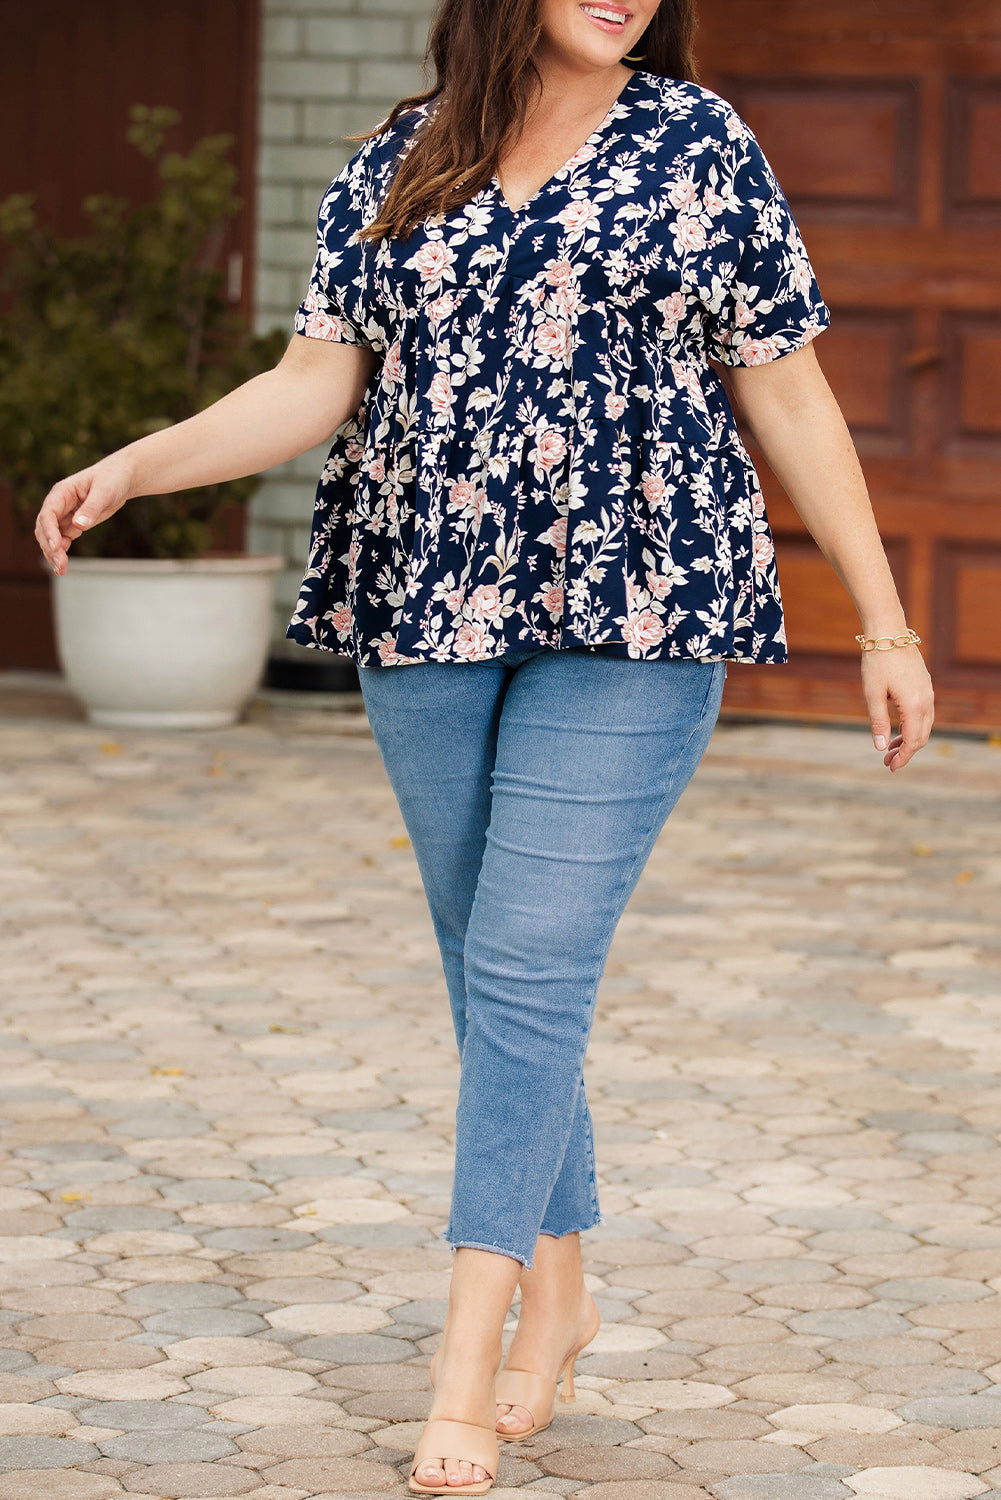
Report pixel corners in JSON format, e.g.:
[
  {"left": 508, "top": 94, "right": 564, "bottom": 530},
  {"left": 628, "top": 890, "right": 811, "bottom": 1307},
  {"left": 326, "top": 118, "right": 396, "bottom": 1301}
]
[
  {"left": 122, "top": 360, "right": 366, "bottom": 498},
  {"left": 723, "top": 347, "right": 933, "bottom": 771},
  {"left": 730, "top": 357, "right": 907, "bottom": 636},
  {"left": 36, "top": 334, "right": 379, "bottom": 575}
]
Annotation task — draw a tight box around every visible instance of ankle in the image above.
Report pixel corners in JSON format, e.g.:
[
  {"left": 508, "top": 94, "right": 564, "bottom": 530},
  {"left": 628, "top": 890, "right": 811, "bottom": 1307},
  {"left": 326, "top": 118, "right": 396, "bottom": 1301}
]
[
  {"left": 517, "top": 1279, "right": 590, "bottom": 1314},
  {"left": 436, "top": 1331, "right": 503, "bottom": 1372}
]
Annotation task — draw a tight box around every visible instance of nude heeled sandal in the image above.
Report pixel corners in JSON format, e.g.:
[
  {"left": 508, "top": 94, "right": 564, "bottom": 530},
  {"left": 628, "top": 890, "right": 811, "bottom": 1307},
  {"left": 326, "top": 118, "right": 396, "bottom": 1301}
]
[
  {"left": 408, "top": 1418, "right": 498, "bottom": 1496},
  {"left": 494, "top": 1306, "right": 601, "bottom": 1442}
]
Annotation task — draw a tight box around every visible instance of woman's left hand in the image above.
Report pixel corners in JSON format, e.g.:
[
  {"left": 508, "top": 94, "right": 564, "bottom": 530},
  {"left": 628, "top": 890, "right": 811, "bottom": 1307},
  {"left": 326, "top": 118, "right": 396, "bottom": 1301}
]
[{"left": 862, "top": 648, "right": 935, "bottom": 772}]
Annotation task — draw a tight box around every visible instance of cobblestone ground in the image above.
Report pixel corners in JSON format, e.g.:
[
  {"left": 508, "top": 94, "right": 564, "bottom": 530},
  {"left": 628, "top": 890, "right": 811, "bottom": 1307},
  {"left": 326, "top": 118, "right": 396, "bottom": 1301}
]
[{"left": 1, "top": 679, "right": 1001, "bottom": 1500}]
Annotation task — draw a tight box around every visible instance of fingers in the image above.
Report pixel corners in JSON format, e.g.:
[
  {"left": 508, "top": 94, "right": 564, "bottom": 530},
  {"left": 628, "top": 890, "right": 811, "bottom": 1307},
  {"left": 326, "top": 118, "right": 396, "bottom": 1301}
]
[
  {"left": 35, "top": 465, "right": 128, "bottom": 574},
  {"left": 862, "top": 653, "right": 935, "bottom": 772},
  {"left": 865, "top": 684, "right": 893, "bottom": 753},
  {"left": 35, "top": 478, "right": 84, "bottom": 575},
  {"left": 885, "top": 699, "right": 934, "bottom": 773}
]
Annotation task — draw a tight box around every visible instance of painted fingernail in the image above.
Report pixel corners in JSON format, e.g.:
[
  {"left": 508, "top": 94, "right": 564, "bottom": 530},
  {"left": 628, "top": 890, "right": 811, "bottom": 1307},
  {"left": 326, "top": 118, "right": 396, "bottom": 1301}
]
[{"left": 874, "top": 735, "right": 887, "bottom": 750}]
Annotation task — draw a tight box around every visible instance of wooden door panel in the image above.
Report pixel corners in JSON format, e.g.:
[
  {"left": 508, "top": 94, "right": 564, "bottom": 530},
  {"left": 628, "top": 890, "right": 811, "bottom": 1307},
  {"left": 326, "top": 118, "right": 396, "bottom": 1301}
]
[
  {"left": 0, "top": 502, "right": 56, "bottom": 672},
  {"left": 698, "top": 1, "right": 1001, "bottom": 731},
  {"left": 946, "top": 78, "right": 1001, "bottom": 223},
  {"left": 774, "top": 534, "right": 911, "bottom": 662},
  {"left": 816, "top": 311, "right": 914, "bottom": 455},
  {"left": 942, "top": 315, "right": 1001, "bottom": 450},
  {"left": 1, "top": 0, "right": 259, "bottom": 246},
  {"left": 724, "top": 78, "right": 922, "bottom": 222},
  {"left": 937, "top": 545, "right": 1001, "bottom": 673}
]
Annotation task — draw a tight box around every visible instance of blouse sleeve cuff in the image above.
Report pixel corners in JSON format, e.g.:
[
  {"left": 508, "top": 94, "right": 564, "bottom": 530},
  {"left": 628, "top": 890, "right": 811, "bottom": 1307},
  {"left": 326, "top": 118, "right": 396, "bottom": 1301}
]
[
  {"left": 712, "top": 303, "right": 832, "bottom": 368},
  {"left": 293, "top": 295, "right": 366, "bottom": 345}
]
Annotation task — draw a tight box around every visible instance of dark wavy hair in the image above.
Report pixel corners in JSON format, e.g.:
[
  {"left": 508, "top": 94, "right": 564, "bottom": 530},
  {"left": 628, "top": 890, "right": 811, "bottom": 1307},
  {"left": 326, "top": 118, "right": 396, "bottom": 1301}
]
[{"left": 353, "top": 0, "right": 700, "bottom": 241}]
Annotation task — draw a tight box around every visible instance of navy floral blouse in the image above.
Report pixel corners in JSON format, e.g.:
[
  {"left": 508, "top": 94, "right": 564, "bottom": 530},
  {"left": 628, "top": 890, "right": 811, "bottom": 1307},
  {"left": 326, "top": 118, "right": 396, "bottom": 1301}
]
[{"left": 286, "top": 70, "right": 830, "bottom": 667}]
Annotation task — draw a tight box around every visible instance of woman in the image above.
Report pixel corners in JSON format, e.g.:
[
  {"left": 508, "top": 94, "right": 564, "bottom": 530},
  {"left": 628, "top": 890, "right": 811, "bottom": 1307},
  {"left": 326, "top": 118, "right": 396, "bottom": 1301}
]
[{"left": 36, "top": 0, "right": 935, "bottom": 1492}]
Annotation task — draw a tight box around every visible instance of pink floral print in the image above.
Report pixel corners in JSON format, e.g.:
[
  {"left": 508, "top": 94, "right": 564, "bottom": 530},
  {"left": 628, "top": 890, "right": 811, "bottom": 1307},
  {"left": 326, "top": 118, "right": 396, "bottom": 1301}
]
[{"left": 288, "top": 71, "right": 830, "bottom": 666}]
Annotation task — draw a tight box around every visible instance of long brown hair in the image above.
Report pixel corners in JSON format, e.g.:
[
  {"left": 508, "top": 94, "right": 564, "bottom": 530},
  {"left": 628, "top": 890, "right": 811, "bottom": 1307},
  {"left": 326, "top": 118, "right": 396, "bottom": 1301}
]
[{"left": 354, "top": 0, "right": 700, "bottom": 242}]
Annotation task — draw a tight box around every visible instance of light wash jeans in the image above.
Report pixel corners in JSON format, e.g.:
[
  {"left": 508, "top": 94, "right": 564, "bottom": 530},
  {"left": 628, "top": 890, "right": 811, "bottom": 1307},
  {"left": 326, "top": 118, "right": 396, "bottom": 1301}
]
[{"left": 357, "top": 645, "right": 725, "bottom": 1269}]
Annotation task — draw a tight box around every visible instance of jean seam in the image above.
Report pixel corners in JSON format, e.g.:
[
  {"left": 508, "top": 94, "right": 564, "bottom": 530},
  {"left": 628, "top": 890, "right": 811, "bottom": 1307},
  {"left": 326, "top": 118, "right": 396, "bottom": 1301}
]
[
  {"left": 583, "top": 1101, "right": 603, "bottom": 1231},
  {"left": 539, "top": 660, "right": 723, "bottom": 1242}
]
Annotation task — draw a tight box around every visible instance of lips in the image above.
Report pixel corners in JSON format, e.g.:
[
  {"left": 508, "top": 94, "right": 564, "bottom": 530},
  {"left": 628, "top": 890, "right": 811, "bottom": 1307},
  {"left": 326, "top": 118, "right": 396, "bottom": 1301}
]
[{"left": 579, "top": 3, "right": 633, "bottom": 33}]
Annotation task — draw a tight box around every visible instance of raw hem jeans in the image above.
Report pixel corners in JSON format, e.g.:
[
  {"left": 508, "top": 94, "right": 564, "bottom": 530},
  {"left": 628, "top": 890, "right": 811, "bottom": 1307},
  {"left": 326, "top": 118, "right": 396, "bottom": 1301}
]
[{"left": 357, "top": 645, "right": 726, "bottom": 1270}]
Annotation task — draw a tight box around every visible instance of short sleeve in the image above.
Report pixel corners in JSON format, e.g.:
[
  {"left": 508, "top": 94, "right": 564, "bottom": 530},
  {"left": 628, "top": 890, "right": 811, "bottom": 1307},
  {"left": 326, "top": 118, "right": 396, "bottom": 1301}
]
[
  {"left": 699, "top": 111, "right": 831, "bottom": 367},
  {"left": 294, "top": 132, "right": 385, "bottom": 350}
]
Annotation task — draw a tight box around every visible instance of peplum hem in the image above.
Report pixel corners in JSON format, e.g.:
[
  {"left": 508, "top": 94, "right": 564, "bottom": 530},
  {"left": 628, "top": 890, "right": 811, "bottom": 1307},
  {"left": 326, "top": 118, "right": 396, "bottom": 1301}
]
[{"left": 285, "top": 410, "right": 788, "bottom": 669}]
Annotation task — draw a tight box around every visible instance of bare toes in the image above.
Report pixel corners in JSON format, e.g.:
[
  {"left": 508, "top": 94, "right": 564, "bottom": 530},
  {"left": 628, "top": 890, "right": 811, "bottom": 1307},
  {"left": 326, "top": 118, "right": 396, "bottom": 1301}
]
[{"left": 496, "top": 1402, "right": 530, "bottom": 1432}]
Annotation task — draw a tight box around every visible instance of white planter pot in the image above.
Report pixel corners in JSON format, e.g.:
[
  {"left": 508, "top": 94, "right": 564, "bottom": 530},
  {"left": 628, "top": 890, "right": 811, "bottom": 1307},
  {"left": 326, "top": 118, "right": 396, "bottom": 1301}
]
[{"left": 52, "top": 555, "right": 285, "bottom": 729}]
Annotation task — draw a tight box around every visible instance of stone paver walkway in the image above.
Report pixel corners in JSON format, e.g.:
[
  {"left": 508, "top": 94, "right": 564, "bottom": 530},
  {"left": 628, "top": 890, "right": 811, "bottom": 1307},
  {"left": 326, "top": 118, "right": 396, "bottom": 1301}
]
[{"left": 1, "top": 678, "right": 1000, "bottom": 1500}]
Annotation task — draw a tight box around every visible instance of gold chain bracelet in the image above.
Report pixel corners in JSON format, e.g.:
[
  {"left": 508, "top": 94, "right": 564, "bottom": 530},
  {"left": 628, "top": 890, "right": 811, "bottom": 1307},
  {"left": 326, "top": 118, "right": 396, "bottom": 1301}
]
[{"left": 855, "top": 628, "right": 922, "bottom": 652}]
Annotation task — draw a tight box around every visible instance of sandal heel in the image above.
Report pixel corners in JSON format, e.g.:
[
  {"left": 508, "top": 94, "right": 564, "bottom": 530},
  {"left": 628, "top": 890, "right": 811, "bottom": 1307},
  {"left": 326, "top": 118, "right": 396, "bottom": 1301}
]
[{"left": 494, "top": 1302, "right": 600, "bottom": 1440}]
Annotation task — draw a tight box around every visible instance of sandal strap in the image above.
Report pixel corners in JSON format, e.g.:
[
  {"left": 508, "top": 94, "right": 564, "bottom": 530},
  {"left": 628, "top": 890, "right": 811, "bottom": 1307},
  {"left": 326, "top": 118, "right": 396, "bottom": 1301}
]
[
  {"left": 495, "top": 1368, "right": 558, "bottom": 1426},
  {"left": 410, "top": 1418, "right": 498, "bottom": 1478}
]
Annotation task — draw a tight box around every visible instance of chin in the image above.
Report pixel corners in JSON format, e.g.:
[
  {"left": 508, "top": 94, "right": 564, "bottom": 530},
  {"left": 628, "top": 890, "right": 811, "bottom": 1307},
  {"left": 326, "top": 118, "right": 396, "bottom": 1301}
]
[
  {"left": 541, "top": 0, "right": 643, "bottom": 68},
  {"left": 549, "top": 35, "right": 631, "bottom": 70}
]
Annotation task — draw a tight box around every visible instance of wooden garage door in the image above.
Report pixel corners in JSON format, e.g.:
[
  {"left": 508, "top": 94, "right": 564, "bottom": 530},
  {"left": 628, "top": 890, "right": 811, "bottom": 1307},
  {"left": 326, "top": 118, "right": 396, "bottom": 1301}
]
[
  {"left": 698, "top": 0, "right": 1001, "bottom": 731},
  {"left": 0, "top": 0, "right": 260, "bottom": 670}
]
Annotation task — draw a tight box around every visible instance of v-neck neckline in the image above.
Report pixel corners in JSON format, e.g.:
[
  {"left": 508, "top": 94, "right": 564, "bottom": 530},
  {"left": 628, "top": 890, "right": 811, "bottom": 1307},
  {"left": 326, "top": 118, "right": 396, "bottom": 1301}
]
[{"left": 491, "top": 68, "right": 645, "bottom": 216}]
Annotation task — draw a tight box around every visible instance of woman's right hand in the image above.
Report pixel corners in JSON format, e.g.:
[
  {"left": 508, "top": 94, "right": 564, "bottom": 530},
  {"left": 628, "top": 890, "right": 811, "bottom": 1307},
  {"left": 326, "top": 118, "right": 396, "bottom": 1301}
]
[{"left": 35, "top": 458, "right": 133, "bottom": 575}]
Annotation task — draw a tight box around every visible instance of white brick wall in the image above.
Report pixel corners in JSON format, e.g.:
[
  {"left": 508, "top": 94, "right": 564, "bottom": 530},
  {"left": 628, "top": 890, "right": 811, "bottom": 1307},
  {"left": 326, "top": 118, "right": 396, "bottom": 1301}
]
[{"left": 251, "top": 0, "right": 436, "bottom": 652}]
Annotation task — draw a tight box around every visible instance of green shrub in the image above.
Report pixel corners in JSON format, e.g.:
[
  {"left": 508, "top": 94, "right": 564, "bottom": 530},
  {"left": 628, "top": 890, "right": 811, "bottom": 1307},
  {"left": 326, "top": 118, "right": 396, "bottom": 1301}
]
[{"left": 0, "top": 105, "right": 286, "bottom": 559}]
